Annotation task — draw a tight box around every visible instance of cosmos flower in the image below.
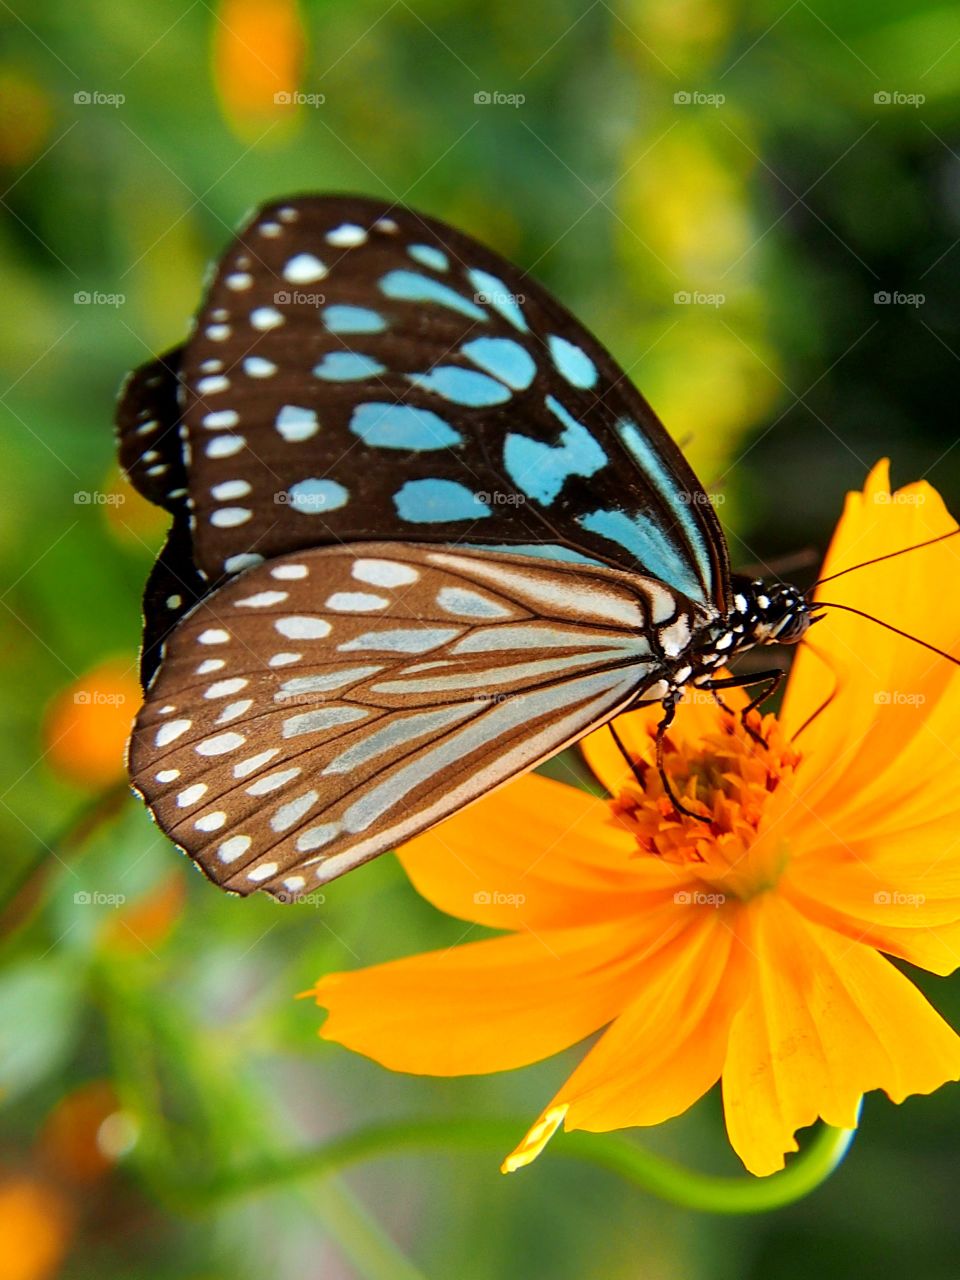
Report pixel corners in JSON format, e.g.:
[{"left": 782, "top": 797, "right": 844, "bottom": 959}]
[{"left": 308, "top": 461, "right": 960, "bottom": 1175}]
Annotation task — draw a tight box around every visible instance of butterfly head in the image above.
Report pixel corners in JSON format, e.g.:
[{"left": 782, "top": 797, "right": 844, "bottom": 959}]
[{"left": 727, "top": 576, "right": 817, "bottom": 649}]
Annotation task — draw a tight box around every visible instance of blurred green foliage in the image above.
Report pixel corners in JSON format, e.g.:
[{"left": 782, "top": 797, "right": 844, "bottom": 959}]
[{"left": 1, "top": 1, "right": 959, "bottom": 1277}]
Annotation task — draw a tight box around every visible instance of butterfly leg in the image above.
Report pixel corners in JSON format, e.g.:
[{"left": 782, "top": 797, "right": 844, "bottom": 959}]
[
  {"left": 654, "top": 694, "right": 712, "bottom": 824},
  {"left": 703, "top": 668, "right": 786, "bottom": 744}
]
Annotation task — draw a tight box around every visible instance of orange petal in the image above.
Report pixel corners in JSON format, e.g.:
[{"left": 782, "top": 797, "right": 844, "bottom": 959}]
[
  {"left": 504, "top": 904, "right": 748, "bottom": 1168},
  {"left": 722, "top": 894, "right": 960, "bottom": 1176},
  {"left": 782, "top": 829, "right": 960, "bottom": 976},
  {"left": 782, "top": 459, "right": 960, "bottom": 825},
  {"left": 311, "top": 903, "right": 690, "bottom": 1076},
  {"left": 397, "top": 773, "right": 693, "bottom": 930}
]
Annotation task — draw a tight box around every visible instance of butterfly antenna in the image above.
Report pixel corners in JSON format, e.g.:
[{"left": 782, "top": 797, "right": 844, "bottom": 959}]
[
  {"left": 790, "top": 637, "right": 841, "bottom": 741},
  {"left": 808, "top": 528, "right": 960, "bottom": 594},
  {"left": 815, "top": 601, "right": 960, "bottom": 667}
]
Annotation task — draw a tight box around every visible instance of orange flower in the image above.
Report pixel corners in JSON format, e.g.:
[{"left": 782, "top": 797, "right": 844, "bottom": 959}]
[
  {"left": 212, "top": 0, "right": 305, "bottom": 140},
  {"left": 309, "top": 461, "right": 960, "bottom": 1176},
  {"left": 43, "top": 660, "right": 141, "bottom": 788}
]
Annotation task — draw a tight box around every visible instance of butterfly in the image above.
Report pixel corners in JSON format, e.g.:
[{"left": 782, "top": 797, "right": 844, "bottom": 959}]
[{"left": 120, "top": 194, "right": 816, "bottom": 901}]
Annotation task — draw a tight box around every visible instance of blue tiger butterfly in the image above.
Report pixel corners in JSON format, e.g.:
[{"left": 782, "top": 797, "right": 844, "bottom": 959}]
[{"left": 119, "top": 195, "right": 815, "bottom": 900}]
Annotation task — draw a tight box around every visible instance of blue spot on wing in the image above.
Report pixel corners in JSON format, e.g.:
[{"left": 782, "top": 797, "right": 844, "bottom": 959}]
[
  {"left": 380, "top": 270, "right": 486, "bottom": 321},
  {"left": 577, "top": 508, "right": 703, "bottom": 600},
  {"left": 461, "top": 336, "right": 536, "bottom": 389},
  {"left": 350, "top": 403, "right": 462, "bottom": 450},
  {"left": 408, "top": 244, "right": 449, "bottom": 271},
  {"left": 617, "top": 420, "right": 713, "bottom": 600},
  {"left": 465, "top": 269, "right": 529, "bottom": 331},
  {"left": 322, "top": 305, "right": 387, "bottom": 334},
  {"left": 503, "top": 396, "right": 606, "bottom": 505},
  {"left": 407, "top": 366, "right": 512, "bottom": 407},
  {"left": 458, "top": 542, "right": 606, "bottom": 567},
  {"left": 313, "top": 352, "right": 386, "bottom": 381},
  {"left": 547, "top": 334, "right": 598, "bottom": 389},
  {"left": 287, "top": 478, "right": 349, "bottom": 514},
  {"left": 394, "top": 479, "right": 492, "bottom": 523}
]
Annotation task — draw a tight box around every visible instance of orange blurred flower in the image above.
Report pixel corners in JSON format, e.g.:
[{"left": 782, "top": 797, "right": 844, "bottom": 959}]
[
  {"left": 39, "top": 1081, "right": 120, "bottom": 1186},
  {"left": 43, "top": 660, "right": 140, "bottom": 788},
  {"left": 310, "top": 462, "right": 960, "bottom": 1176},
  {"left": 0, "top": 1175, "right": 72, "bottom": 1280},
  {"left": 99, "top": 872, "right": 185, "bottom": 956},
  {"left": 212, "top": 0, "right": 306, "bottom": 139}
]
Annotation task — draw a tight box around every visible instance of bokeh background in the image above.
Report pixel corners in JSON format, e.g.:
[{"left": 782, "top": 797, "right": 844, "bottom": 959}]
[{"left": 2, "top": 1, "right": 960, "bottom": 1277}]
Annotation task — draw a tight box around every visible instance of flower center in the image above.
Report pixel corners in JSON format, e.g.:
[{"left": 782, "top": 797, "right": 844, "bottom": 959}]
[{"left": 610, "top": 708, "right": 802, "bottom": 902}]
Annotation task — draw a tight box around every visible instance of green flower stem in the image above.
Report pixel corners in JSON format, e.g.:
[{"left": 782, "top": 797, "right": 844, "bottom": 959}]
[{"left": 189, "top": 1113, "right": 857, "bottom": 1215}]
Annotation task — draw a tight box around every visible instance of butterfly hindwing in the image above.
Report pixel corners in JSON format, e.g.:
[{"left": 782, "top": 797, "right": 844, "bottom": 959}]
[
  {"left": 177, "top": 196, "right": 729, "bottom": 608},
  {"left": 116, "top": 347, "right": 189, "bottom": 515},
  {"left": 128, "top": 542, "right": 706, "bottom": 898}
]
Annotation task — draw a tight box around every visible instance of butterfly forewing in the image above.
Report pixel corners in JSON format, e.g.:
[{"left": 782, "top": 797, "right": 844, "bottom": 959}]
[
  {"left": 129, "top": 543, "right": 706, "bottom": 898},
  {"left": 178, "top": 196, "right": 729, "bottom": 608}
]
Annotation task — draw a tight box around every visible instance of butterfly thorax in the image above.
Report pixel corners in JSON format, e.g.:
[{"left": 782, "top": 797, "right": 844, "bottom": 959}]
[{"left": 688, "top": 576, "right": 815, "bottom": 684}]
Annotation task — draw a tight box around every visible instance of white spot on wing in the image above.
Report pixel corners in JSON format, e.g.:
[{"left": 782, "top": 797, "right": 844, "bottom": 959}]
[
  {"left": 352, "top": 559, "right": 419, "bottom": 587},
  {"left": 155, "top": 719, "right": 191, "bottom": 747},
  {"left": 275, "top": 616, "right": 332, "bottom": 640}
]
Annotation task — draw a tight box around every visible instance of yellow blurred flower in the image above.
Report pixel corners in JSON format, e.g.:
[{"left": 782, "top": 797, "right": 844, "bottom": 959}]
[{"left": 309, "top": 462, "right": 960, "bottom": 1176}]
